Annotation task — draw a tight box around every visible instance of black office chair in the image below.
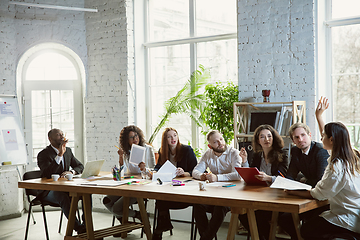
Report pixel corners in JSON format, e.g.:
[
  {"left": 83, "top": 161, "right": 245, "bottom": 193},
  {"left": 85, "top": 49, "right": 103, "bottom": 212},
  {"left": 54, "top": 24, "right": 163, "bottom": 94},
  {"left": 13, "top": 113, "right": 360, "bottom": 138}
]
[
  {"left": 23, "top": 170, "right": 80, "bottom": 240},
  {"left": 153, "top": 203, "right": 196, "bottom": 240}
]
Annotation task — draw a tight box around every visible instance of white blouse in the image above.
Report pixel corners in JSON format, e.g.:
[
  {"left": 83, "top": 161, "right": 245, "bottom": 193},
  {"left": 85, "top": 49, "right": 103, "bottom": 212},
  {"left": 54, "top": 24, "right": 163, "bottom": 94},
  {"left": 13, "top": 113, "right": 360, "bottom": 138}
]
[{"left": 310, "top": 158, "right": 360, "bottom": 233}]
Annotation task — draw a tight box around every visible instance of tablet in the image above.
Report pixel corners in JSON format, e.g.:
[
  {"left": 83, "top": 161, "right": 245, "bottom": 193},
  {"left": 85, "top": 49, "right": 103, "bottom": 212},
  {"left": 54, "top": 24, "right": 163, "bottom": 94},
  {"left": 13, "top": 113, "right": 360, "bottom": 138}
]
[{"left": 235, "top": 167, "right": 268, "bottom": 186}]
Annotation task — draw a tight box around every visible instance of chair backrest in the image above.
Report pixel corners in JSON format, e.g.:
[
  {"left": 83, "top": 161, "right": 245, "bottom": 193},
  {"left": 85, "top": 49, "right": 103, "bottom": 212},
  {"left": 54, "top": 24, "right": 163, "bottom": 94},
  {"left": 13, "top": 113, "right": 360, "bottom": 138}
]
[{"left": 23, "top": 170, "right": 42, "bottom": 197}]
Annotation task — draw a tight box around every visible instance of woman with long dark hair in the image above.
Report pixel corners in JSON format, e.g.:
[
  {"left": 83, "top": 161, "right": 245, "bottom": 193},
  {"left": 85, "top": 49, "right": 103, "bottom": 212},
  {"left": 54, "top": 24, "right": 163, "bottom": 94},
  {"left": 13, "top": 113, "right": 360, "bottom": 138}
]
[
  {"left": 238, "top": 124, "right": 288, "bottom": 240},
  {"left": 287, "top": 97, "right": 360, "bottom": 239},
  {"left": 152, "top": 127, "right": 197, "bottom": 240},
  {"left": 103, "top": 125, "right": 155, "bottom": 227}
]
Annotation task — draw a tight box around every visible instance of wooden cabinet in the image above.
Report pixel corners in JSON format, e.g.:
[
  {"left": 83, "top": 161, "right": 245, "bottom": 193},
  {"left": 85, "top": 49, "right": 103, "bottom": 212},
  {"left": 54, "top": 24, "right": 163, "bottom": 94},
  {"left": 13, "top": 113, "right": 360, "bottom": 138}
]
[{"left": 233, "top": 101, "right": 306, "bottom": 147}]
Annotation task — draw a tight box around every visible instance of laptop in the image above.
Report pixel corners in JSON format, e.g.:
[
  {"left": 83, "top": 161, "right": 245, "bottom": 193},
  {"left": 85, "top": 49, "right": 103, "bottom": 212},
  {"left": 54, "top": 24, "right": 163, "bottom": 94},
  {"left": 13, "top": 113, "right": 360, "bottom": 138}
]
[
  {"left": 235, "top": 167, "right": 268, "bottom": 186},
  {"left": 80, "top": 159, "right": 105, "bottom": 178}
]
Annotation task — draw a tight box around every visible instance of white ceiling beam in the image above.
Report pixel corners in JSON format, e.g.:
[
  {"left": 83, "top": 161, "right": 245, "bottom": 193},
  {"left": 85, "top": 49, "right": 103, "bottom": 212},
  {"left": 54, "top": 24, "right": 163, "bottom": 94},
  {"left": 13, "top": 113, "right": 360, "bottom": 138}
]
[{"left": 9, "top": 1, "right": 98, "bottom": 13}]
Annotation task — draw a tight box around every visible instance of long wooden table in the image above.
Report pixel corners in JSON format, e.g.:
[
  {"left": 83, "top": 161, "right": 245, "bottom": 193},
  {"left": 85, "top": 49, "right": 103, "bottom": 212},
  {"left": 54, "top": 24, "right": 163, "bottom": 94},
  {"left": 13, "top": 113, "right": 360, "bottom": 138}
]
[{"left": 18, "top": 176, "right": 328, "bottom": 240}]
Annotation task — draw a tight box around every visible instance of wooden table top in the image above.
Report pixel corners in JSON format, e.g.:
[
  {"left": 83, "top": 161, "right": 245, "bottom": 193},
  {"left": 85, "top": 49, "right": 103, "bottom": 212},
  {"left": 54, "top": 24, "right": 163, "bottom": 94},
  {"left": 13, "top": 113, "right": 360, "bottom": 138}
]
[{"left": 18, "top": 174, "right": 328, "bottom": 214}]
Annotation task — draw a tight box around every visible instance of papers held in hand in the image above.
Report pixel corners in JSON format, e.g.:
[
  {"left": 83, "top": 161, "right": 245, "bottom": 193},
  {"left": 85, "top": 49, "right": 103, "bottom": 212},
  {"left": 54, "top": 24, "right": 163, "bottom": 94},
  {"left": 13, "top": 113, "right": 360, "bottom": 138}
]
[
  {"left": 152, "top": 160, "right": 177, "bottom": 183},
  {"left": 270, "top": 176, "right": 312, "bottom": 190},
  {"left": 129, "top": 144, "right": 146, "bottom": 164}
]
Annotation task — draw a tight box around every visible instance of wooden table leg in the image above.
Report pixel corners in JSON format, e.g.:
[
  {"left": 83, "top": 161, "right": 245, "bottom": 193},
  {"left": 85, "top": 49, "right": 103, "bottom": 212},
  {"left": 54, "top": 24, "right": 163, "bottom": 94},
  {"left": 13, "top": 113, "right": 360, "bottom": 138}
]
[
  {"left": 66, "top": 193, "right": 80, "bottom": 237},
  {"left": 121, "top": 197, "right": 130, "bottom": 238},
  {"left": 83, "top": 194, "right": 94, "bottom": 240},
  {"left": 227, "top": 207, "right": 247, "bottom": 240},
  {"left": 292, "top": 213, "right": 304, "bottom": 240},
  {"left": 247, "top": 209, "right": 259, "bottom": 240},
  {"left": 269, "top": 211, "right": 279, "bottom": 240},
  {"left": 227, "top": 212, "right": 239, "bottom": 240},
  {"left": 137, "top": 198, "right": 152, "bottom": 240}
]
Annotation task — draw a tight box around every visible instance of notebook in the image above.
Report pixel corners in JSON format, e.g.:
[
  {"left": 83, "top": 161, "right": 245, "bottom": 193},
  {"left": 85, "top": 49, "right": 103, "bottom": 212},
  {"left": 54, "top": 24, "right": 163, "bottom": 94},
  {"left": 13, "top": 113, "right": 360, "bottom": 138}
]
[
  {"left": 80, "top": 159, "right": 105, "bottom": 178},
  {"left": 235, "top": 167, "right": 268, "bottom": 186}
]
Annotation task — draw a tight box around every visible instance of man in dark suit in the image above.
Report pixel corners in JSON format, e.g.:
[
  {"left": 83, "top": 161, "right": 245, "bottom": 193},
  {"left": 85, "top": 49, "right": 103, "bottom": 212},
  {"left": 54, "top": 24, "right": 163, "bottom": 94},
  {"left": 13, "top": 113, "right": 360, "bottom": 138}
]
[
  {"left": 279, "top": 122, "right": 330, "bottom": 240},
  {"left": 37, "top": 128, "right": 85, "bottom": 234}
]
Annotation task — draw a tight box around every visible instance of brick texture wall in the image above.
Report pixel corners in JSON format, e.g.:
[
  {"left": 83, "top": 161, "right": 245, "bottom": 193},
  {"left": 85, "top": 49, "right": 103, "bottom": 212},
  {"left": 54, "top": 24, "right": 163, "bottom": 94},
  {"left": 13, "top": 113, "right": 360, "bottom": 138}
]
[
  {"left": 237, "top": 0, "right": 317, "bottom": 130},
  {"left": 84, "top": 0, "right": 133, "bottom": 209}
]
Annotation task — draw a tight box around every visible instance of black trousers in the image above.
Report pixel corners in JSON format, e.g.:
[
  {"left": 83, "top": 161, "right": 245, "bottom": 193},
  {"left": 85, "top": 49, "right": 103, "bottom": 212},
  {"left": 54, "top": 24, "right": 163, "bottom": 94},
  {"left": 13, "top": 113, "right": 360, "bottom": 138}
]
[
  {"left": 238, "top": 210, "right": 272, "bottom": 240},
  {"left": 301, "top": 214, "right": 360, "bottom": 240},
  {"left": 155, "top": 200, "right": 192, "bottom": 232},
  {"left": 194, "top": 204, "right": 230, "bottom": 240},
  {"left": 278, "top": 205, "right": 329, "bottom": 240}
]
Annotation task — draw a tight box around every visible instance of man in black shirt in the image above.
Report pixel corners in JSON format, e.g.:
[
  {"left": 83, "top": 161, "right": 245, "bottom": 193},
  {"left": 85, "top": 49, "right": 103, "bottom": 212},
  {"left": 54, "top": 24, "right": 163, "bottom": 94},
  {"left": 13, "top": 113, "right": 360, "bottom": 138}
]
[
  {"left": 279, "top": 122, "right": 329, "bottom": 239},
  {"left": 286, "top": 123, "right": 329, "bottom": 187}
]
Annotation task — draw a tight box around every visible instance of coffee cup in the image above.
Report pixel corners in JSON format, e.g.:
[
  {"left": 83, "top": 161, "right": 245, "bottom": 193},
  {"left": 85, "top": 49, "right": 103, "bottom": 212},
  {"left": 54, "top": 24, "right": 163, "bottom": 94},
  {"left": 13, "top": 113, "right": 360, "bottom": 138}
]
[
  {"left": 51, "top": 174, "right": 60, "bottom": 181},
  {"left": 65, "top": 173, "right": 73, "bottom": 180}
]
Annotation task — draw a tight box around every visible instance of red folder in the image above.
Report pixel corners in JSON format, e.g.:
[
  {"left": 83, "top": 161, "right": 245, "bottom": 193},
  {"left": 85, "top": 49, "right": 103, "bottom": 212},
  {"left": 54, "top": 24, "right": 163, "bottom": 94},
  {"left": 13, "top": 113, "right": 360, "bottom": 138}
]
[{"left": 235, "top": 167, "right": 268, "bottom": 186}]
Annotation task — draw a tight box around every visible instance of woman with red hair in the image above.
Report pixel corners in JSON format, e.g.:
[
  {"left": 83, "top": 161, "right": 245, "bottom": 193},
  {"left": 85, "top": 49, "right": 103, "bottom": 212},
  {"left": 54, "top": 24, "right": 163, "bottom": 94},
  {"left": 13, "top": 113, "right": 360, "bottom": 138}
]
[{"left": 152, "top": 127, "right": 197, "bottom": 240}]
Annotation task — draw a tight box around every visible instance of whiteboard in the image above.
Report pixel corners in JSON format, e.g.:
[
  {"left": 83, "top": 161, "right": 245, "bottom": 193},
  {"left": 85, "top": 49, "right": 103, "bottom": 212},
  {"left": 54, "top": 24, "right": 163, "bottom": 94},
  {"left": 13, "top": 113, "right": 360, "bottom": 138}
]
[{"left": 0, "top": 96, "right": 27, "bottom": 165}]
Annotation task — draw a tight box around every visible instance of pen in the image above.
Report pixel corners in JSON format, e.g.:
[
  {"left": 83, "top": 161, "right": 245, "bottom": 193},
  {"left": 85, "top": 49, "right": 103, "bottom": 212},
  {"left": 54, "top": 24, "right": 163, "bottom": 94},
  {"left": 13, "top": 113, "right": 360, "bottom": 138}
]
[
  {"left": 172, "top": 180, "right": 182, "bottom": 183},
  {"left": 222, "top": 184, "right": 236, "bottom": 187},
  {"left": 172, "top": 183, "right": 185, "bottom": 186},
  {"left": 115, "top": 145, "right": 120, "bottom": 149},
  {"left": 124, "top": 176, "right": 134, "bottom": 179},
  {"left": 278, "top": 171, "right": 285, "bottom": 178}
]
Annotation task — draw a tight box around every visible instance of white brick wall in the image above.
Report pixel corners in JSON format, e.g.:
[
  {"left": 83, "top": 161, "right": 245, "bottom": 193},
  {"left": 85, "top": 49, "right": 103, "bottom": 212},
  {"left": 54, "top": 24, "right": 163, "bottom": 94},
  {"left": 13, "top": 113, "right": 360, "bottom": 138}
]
[
  {"left": 0, "top": 168, "right": 22, "bottom": 218},
  {"left": 237, "top": 0, "right": 317, "bottom": 130},
  {"left": 0, "top": 0, "right": 89, "bottom": 217},
  {"left": 84, "top": 0, "right": 133, "bottom": 209}
]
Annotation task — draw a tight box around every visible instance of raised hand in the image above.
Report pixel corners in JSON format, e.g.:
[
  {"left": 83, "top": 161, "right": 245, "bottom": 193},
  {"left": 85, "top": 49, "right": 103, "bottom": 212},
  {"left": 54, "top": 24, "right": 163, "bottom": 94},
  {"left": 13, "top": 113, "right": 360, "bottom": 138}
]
[
  {"left": 58, "top": 137, "right": 68, "bottom": 156},
  {"left": 315, "top": 96, "right": 329, "bottom": 118},
  {"left": 315, "top": 96, "right": 329, "bottom": 136},
  {"left": 239, "top": 147, "right": 248, "bottom": 163}
]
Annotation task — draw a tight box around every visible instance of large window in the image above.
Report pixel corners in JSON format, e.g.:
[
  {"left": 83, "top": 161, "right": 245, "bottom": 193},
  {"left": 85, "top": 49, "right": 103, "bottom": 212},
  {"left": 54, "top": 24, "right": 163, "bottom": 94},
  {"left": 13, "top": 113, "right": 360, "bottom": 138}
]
[
  {"left": 18, "top": 43, "right": 85, "bottom": 170},
  {"left": 327, "top": 0, "right": 360, "bottom": 147},
  {"left": 144, "top": 0, "right": 237, "bottom": 149}
]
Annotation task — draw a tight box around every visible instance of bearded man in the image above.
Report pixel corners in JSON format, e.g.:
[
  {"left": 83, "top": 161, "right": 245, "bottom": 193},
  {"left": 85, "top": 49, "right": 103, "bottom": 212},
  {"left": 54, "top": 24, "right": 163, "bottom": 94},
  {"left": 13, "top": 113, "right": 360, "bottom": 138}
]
[{"left": 192, "top": 130, "right": 248, "bottom": 240}]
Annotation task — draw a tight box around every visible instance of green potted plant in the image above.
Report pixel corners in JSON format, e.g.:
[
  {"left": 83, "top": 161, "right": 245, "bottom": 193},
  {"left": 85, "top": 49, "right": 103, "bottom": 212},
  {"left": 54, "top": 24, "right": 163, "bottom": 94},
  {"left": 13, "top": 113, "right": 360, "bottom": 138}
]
[{"left": 200, "top": 82, "right": 239, "bottom": 145}]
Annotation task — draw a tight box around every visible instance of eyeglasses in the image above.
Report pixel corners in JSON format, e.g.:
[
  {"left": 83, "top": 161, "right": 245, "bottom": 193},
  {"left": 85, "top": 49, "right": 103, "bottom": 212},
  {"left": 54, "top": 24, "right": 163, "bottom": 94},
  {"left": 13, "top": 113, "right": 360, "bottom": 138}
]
[{"left": 129, "top": 133, "right": 139, "bottom": 140}]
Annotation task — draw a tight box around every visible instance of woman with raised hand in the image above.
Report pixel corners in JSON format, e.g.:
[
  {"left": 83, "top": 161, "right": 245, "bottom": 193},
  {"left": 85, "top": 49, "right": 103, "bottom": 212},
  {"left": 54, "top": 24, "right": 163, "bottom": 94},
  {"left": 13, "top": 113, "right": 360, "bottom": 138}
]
[
  {"left": 238, "top": 124, "right": 288, "bottom": 240},
  {"left": 152, "top": 127, "right": 197, "bottom": 240},
  {"left": 287, "top": 97, "right": 360, "bottom": 239},
  {"left": 103, "top": 125, "right": 155, "bottom": 227}
]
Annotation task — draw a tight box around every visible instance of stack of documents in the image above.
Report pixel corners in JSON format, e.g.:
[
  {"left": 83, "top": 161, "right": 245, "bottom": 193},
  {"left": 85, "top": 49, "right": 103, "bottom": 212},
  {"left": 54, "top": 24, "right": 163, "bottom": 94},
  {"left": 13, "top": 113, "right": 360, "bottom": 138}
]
[{"left": 270, "top": 176, "right": 312, "bottom": 190}]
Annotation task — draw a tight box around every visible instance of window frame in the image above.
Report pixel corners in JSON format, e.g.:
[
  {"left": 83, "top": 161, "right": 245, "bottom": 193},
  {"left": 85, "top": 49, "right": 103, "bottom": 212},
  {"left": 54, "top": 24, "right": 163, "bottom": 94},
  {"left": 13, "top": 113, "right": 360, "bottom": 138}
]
[{"left": 134, "top": 0, "right": 238, "bottom": 148}]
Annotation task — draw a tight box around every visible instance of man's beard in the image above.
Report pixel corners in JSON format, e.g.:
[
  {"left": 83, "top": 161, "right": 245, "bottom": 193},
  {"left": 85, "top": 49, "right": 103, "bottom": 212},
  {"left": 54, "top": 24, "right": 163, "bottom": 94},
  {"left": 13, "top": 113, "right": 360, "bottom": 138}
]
[{"left": 213, "top": 145, "right": 227, "bottom": 153}]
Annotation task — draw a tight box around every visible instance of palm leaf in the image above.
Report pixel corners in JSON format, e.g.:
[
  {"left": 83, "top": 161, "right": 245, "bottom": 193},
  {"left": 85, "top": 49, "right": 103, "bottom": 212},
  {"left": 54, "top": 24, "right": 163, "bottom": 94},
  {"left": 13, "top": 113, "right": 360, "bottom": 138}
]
[{"left": 148, "top": 65, "right": 210, "bottom": 144}]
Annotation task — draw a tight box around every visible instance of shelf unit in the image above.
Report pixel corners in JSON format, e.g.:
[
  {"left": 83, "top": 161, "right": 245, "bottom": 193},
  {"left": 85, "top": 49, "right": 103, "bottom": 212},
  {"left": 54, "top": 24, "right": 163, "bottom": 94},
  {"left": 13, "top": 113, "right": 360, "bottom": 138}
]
[{"left": 233, "top": 101, "right": 306, "bottom": 147}]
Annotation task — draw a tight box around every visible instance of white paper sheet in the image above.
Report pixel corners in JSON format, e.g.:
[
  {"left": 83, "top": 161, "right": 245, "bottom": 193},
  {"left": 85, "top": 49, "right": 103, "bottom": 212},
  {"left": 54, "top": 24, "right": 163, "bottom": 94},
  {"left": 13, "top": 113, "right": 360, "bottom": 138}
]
[
  {"left": 80, "top": 179, "right": 132, "bottom": 186},
  {"left": 270, "top": 176, "right": 312, "bottom": 190},
  {"left": 152, "top": 172, "right": 173, "bottom": 182},
  {"left": 157, "top": 160, "right": 177, "bottom": 178},
  {"left": 129, "top": 144, "right": 146, "bottom": 164}
]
